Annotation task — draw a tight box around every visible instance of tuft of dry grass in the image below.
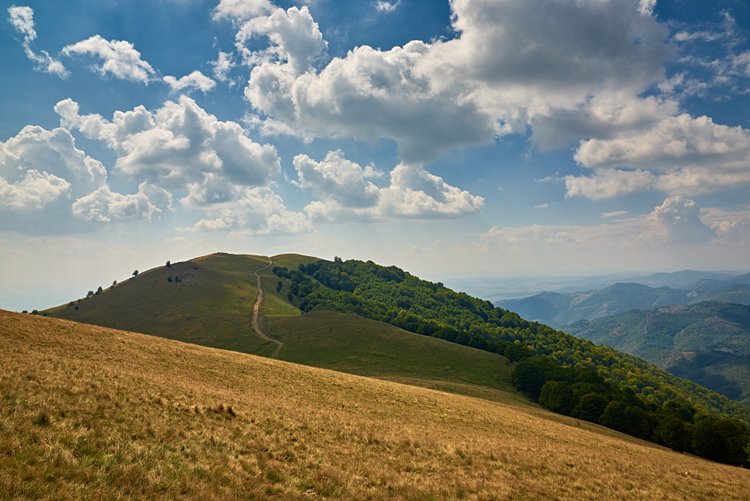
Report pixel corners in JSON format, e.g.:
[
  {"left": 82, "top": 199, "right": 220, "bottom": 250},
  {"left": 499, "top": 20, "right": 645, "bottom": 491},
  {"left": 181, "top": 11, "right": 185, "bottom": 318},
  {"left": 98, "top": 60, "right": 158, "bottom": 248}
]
[{"left": 1, "top": 309, "right": 749, "bottom": 500}]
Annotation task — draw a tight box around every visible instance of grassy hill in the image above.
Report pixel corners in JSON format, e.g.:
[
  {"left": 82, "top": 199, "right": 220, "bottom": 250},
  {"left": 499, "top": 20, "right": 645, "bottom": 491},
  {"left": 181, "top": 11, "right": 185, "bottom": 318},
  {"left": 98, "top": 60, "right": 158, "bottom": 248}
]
[
  {"left": 3, "top": 310, "right": 750, "bottom": 499},
  {"left": 266, "top": 311, "right": 517, "bottom": 402},
  {"left": 48, "top": 253, "right": 515, "bottom": 403},
  {"left": 567, "top": 302, "right": 750, "bottom": 404},
  {"left": 46, "top": 252, "right": 272, "bottom": 354}
]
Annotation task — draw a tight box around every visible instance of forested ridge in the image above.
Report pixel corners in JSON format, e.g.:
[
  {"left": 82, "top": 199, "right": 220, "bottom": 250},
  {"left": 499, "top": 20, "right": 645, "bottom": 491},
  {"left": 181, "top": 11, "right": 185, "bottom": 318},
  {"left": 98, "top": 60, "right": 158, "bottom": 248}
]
[{"left": 272, "top": 257, "right": 750, "bottom": 466}]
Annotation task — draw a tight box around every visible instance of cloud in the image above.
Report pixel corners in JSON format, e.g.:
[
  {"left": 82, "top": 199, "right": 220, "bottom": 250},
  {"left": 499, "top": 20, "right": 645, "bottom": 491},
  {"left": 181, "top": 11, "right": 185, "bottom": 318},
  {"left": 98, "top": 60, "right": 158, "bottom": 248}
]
[
  {"left": 0, "top": 125, "right": 106, "bottom": 198},
  {"left": 211, "top": 51, "right": 236, "bottom": 82},
  {"left": 296, "top": 151, "right": 484, "bottom": 221},
  {"left": 52, "top": 96, "right": 309, "bottom": 234},
  {"left": 568, "top": 113, "right": 750, "bottom": 198},
  {"left": 55, "top": 96, "right": 280, "bottom": 190},
  {"left": 236, "top": 5, "right": 327, "bottom": 74},
  {"left": 0, "top": 170, "right": 70, "bottom": 210},
  {"left": 638, "top": 0, "right": 657, "bottom": 16},
  {"left": 640, "top": 195, "right": 714, "bottom": 244},
  {"left": 293, "top": 150, "right": 381, "bottom": 208},
  {"left": 72, "top": 182, "right": 172, "bottom": 222},
  {"left": 374, "top": 1, "right": 400, "bottom": 14},
  {"left": 240, "top": 0, "right": 669, "bottom": 164},
  {"left": 163, "top": 71, "right": 216, "bottom": 93},
  {"left": 62, "top": 35, "right": 155, "bottom": 83},
  {"left": 565, "top": 169, "right": 655, "bottom": 200},
  {"left": 601, "top": 210, "right": 629, "bottom": 219},
  {"left": 0, "top": 124, "right": 169, "bottom": 230},
  {"left": 213, "top": 0, "right": 272, "bottom": 21},
  {"left": 7, "top": 5, "right": 68, "bottom": 78},
  {"left": 187, "top": 186, "right": 310, "bottom": 235},
  {"left": 475, "top": 196, "right": 749, "bottom": 274}
]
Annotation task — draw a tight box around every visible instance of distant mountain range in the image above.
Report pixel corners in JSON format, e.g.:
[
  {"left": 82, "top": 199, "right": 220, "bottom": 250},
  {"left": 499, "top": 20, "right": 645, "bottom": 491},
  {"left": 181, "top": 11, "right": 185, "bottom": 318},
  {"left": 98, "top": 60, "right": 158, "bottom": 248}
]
[
  {"left": 496, "top": 272, "right": 750, "bottom": 328},
  {"left": 566, "top": 302, "right": 750, "bottom": 404}
]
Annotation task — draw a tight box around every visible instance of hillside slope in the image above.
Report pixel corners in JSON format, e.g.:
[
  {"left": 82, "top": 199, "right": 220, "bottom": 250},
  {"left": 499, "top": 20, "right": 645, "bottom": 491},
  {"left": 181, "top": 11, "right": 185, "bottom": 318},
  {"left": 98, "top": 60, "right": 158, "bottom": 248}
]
[
  {"left": 567, "top": 302, "right": 750, "bottom": 404},
  {"left": 46, "top": 253, "right": 272, "bottom": 354},
  {"left": 48, "top": 253, "right": 515, "bottom": 402},
  {"left": 3, "top": 310, "right": 750, "bottom": 499}
]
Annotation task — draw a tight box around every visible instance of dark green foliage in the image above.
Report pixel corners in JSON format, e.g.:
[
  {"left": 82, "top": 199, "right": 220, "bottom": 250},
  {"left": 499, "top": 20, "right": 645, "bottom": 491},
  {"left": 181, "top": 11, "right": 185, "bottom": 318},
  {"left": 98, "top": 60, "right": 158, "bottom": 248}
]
[
  {"left": 96, "top": 286, "right": 103, "bottom": 295},
  {"left": 168, "top": 276, "right": 173, "bottom": 283},
  {"left": 570, "top": 393, "right": 608, "bottom": 422},
  {"left": 133, "top": 270, "right": 139, "bottom": 277},
  {"left": 656, "top": 416, "right": 692, "bottom": 452},
  {"left": 600, "top": 401, "right": 651, "bottom": 439},
  {"left": 86, "top": 290, "right": 94, "bottom": 298},
  {"left": 539, "top": 381, "right": 574, "bottom": 415},
  {"left": 166, "top": 260, "right": 171, "bottom": 268},
  {"left": 692, "top": 417, "right": 750, "bottom": 467},
  {"left": 511, "top": 356, "right": 561, "bottom": 400},
  {"left": 276, "top": 280, "right": 283, "bottom": 293}
]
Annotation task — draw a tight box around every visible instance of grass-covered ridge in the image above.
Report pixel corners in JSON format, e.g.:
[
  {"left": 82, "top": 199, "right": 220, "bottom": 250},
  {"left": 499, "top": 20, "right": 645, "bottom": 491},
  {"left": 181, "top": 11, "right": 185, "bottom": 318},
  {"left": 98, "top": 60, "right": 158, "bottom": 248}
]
[
  {"left": 275, "top": 257, "right": 750, "bottom": 422},
  {"left": 47, "top": 252, "right": 273, "bottom": 354},
  {"left": 3, "top": 310, "right": 750, "bottom": 499},
  {"left": 47, "top": 253, "right": 517, "bottom": 403}
]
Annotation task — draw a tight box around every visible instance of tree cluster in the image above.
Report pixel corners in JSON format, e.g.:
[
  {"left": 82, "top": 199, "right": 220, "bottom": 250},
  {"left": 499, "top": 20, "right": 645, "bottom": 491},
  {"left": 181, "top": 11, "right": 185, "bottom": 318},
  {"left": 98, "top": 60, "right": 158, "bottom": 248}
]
[{"left": 512, "top": 356, "right": 750, "bottom": 466}]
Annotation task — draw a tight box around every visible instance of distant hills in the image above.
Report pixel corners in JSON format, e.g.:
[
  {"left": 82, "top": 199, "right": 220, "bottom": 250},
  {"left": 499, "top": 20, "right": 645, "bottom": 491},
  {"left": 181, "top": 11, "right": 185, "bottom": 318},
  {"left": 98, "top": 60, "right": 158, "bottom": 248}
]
[
  {"left": 496, "top": 272, "right": 750, "bottom": 328},
  {"left": 566, "top": 302, "right": 750, "bottom": 404}
]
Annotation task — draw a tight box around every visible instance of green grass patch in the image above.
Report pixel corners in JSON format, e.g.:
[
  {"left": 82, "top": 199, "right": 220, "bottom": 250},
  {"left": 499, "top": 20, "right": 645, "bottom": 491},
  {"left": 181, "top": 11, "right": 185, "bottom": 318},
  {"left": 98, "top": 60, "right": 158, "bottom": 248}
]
[
  {"left": 266, "top": 311, "right": 517, "bottom": 402},
  {"left": 47, "top": 253, "right": 272, "bottom": 354}
]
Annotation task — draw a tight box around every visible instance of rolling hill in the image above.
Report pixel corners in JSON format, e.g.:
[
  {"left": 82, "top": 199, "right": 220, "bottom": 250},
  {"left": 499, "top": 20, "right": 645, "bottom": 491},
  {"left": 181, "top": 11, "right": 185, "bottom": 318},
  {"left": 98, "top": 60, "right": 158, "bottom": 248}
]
[
  {"left": 45, "top": 253, "right": 750, "bottom": 425},
  {"left": 46, "top": 253, "right": 514, "bottom": 403},
  {"left": 497, "top": 279, "right": 750, "bottom": 328},
  {"left": 566, "top": 302, "right": 750, "bottom": 404},
  {"left": 3, "top": 310, "right": 750, "bottom": 499}
]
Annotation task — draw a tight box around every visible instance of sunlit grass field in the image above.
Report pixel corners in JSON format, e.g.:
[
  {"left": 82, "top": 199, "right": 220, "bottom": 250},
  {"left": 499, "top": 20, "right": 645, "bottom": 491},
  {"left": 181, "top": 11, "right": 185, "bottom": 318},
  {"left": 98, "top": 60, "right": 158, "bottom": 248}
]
[{"left": 2, "top": 310, "right": 749, "bottom": 499}]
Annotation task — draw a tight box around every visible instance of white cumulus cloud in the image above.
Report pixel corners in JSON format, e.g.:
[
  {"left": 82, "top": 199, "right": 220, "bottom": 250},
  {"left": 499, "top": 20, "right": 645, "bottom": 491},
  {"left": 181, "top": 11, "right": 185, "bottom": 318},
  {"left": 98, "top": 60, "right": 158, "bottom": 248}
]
[
  {"left": 239, "top": 0, "right": 669, "bottom": 165},
  {"left": 568, "top": 113, "right": 750, "bottom": 198},
  {"left": 72, "top": 182, "right": 172, "bottom": 222},
  {"left": 163, "top": 71, "right": 216, "bottom": 94},
  {"left": 295, "top": 151, "right": 484, "bottom": 221},
  {"left": 62, "top": 35, "right": 155, "bottom": 83},
  {"left": 55, "top": 96, "right": 280, "bottom": 190}
]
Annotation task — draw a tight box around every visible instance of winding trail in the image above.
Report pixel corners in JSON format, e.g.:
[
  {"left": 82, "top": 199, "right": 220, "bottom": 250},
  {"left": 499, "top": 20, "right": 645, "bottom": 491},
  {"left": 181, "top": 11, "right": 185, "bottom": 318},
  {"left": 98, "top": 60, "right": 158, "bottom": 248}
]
[{"left": 251, "top": 257, "right": 283, "bottom": 358}]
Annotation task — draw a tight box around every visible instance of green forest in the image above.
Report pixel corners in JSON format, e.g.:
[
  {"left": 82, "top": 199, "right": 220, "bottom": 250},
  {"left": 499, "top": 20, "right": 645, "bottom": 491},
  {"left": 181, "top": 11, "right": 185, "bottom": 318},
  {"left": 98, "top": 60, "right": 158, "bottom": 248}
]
[{"left": 272, "top": 258, "right": 750, "bottom": 466}]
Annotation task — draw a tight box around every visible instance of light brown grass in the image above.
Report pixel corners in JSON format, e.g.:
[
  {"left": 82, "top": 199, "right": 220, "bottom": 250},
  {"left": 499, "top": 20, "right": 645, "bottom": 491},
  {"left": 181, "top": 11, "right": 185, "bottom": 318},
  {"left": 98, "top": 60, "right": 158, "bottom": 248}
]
[{"left": 1, "top": 310, "right": 748, "bottom": 500}]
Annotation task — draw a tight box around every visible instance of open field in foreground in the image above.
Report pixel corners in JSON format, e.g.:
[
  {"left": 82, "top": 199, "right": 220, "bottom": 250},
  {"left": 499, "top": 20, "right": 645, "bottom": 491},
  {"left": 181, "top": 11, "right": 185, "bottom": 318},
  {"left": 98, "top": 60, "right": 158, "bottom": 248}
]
[{"left": 2, "top": 310, "right": 749, "bottom": 499}]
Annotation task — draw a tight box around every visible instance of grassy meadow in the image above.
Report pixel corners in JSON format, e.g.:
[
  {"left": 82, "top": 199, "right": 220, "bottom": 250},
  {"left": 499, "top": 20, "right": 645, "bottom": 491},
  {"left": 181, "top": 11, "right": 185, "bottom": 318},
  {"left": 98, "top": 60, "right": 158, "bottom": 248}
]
[
  {"left": 266, "top": 310, "right": 519, "bottom": 402},
  {"left": 47, "top": 253, "right": 273, "bottom": 354},
  {"left": 2, "top": 310, "right": 749, "bottom": 499}
]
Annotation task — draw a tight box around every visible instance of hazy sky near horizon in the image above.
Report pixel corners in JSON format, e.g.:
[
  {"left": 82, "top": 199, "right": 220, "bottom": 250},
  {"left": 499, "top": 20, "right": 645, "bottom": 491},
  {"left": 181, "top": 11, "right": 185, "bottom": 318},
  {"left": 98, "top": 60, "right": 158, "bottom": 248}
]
[{"left": 2, "top": 0, "right": 750, "bottom": 310}]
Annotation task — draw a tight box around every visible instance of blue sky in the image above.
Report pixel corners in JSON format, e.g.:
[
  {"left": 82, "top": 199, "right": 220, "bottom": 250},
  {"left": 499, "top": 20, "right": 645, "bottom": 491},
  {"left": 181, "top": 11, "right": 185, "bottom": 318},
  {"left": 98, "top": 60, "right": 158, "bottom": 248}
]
[{"left": 1, "top": 0, "right": 750, "bottom": 310}]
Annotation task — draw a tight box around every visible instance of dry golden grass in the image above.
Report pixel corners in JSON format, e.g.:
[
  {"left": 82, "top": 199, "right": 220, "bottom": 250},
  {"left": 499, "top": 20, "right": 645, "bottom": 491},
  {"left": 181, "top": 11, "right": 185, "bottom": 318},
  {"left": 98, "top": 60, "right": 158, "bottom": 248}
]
[{"left": 1, "top": 310, "right": 748, "bottom": 500}]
